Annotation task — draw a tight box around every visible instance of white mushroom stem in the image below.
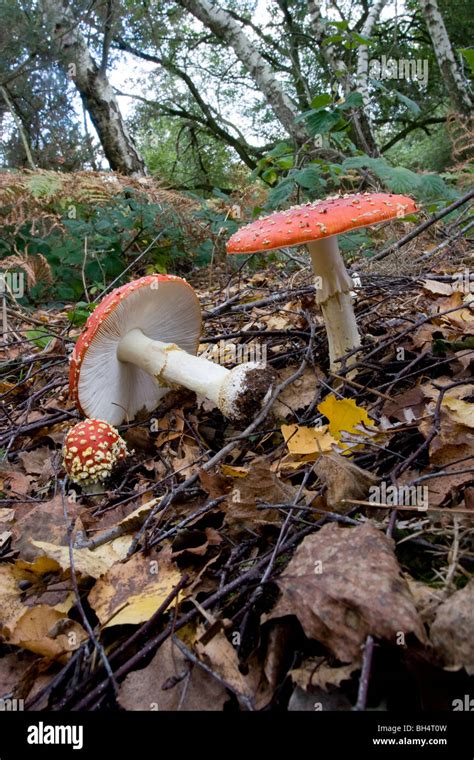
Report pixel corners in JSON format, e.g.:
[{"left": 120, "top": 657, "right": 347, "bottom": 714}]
[
  {"left": 117, "top": 328, "right": 273, "bottom": 421},
  {"left": 307, "top": 236, "right": 361, "bottom": 370}
]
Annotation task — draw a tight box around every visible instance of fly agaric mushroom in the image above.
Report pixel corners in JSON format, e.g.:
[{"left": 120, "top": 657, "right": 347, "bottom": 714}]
[
  {"left": 69, "top": 274, "right": 275, "bottom": 425},
  {"left": 63, "top": 419, "right": 128, "bottom": 488},
  {"left": 227, "top": 192, "right": 418, "bottom": 370}
]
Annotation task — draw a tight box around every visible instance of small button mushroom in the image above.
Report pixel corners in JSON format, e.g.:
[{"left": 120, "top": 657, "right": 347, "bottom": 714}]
[
  {"left": 227, "top": 192, "right": 419, "bottom": 371},
  {"left": 63, "top": 419, "right": 128, "bottom": 491}
]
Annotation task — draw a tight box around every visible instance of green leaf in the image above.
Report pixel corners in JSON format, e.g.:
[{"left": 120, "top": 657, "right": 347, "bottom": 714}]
[
  {"left": 351, "top": 33, "right": 371, "bottom": 45},
  {"left": 393, "top": 90, "right": 421, "bottom": 116},
  {"left": 67, "top": 302, "right": 96, "bottom": 327},
  {"left": 338, "top": 92, "right": 364, "bottom": 110},
  {"left": 459, "top": 48, "right": 474, "bottom": 75},
  {"left": 26, "top": 329, "right": 53, "bottom": 350},
  {"left": 26, "top": 174, "right": 63, "bottom": 199},
  {"left": 322, "top": 34, "right": 344, "bottom": 45},
  {"left": 304, "top": 109, "right": 342, "bottom": 136},
  {"left": 265, "top": 142, "right": 294, "bottom": 158},
  {"left": 310, "top": 94, "right": 333, "bottom": 110},
  {"left": 292, "top": 167, "right": 325, "bottom": 191},
  {"left": 275, "top": 156, "right": 294, "bottom": 170},
  {"left": 266, "top": 179, "right": 295, "bottom": 208},
  {"left": 261, "top": 168, "right": 279, "bottom": 184}
]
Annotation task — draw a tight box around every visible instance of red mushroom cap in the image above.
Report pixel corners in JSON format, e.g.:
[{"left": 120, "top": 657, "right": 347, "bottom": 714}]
[
  {"left": 69, "top": 274, "right": 202, "bottom": 425},
  {"left": 63, "top": 419, "right": 128, "bottom": 486},
  {"left": 226, "top": 192, "right": 419, "bottom": 254}
]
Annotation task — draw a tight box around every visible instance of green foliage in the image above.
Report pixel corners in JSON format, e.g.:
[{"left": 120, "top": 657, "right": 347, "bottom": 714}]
[
  {"left": 341, "top": 156, "right": 457, "bottom": 200},
  {"left": 1, "top": 189, "right": 202, "bottom": 302},
  {"left": 459, "top": 48, "right": 474, "bottom": 76},
  {"left": 25, "top": 329, "right": 53, "bottom": 350}
]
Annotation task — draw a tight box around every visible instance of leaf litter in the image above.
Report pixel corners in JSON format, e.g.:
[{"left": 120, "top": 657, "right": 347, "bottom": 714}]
[{"left": 0, "top": 244, "right": 473, "bottom": 711}]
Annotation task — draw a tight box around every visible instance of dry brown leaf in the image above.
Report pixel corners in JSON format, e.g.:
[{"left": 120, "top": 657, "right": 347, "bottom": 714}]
[
  {"left": 268, "top": 522, "right": 426, "bottom": 662},
  {"left": 422, "top": 280, "right": 454, "bottom": 296},
  {"left": 196, "top": 627, "right": 252, "bottom": 699},
  {"left": 273, "top": 367, "right": 322, "bottom": 417},
  {"left": 429, "top": 580, "right": 474, "bottom": 674},
  {"left": 30, "top": 535, "right": 133, "bottom": 579},
  {"left": 88, "top": 548, "right": 182, "bottom": 627},
  {"left": 118, "top": 637, "right": 229, "bottom": 711},
  {"left": 406, "top": 579, "right": 444, "bottom": 626},
  {"left": 290, "top": 657, "right": 360, "bottom": 692},
  {"left": 382, "top": 386, "right": 426, "bottom": 423},
  {"left": 12, "top": 495, "right": 82, "bottom": 562},
  {"left": 8, "top": 607, "right": 87, "bottom": 660},
  {"left": 18, "top": 447, "right": 54, "bottom": 477},
  {"left": 223, "top": 460, "right": 293, "bottom": 535},
  {"left": 0, "top": 565, "right": 33, "bottom": 636},
  {"left": 313, "top": 453, "right": 378, "bottom": 512},
  {"left": 423, "top": 456, "right": 474, "bottom": 506},
  {"left": 0, "top": 466, "right": 31, "bottom": 498}
]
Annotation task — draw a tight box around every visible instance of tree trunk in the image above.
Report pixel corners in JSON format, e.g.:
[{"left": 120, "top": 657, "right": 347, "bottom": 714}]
[
  {"left": 354, "top": 0, "right": 385, "bottom": 155},
  {"left": 419, "top": 0, "right": 472, "bottom": 115},
  {"left": 175, "top": 0, "right": 307, "bottom": 144},
  {"left": 42, "top": 0, "right": 146, "bottom": 176},
  {"left": 307, "top": 0, "right": 380, "bottom": 155}
]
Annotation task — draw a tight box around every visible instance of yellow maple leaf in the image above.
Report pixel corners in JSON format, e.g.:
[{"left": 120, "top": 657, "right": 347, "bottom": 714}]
[
  {"left": 317, "top": 395, "right": 375, "bottom": 441},
  {"left": 281, "top": 424, "right": 337, "bottom": 458}
]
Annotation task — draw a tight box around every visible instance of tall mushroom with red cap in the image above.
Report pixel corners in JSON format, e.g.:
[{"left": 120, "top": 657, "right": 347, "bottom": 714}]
[
  {"left": 227, "top": 192, "right": 418, "bottom": 370},
  {"left": 69, "top": 274, "right": 275, "bottom": 425}
]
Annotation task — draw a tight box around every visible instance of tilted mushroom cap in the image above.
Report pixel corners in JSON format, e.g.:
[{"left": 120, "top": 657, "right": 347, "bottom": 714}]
[
  {"left": 69, "top": 275, "right": 201, "bottom": 425},
  {"left": 226, "top": 192, "right": 418, "bottom": 254},
  {"left": 63, "top": 419, "right": 128, "bottom": 486}
]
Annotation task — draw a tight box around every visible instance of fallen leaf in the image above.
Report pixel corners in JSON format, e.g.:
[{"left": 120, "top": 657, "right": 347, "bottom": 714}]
[
  {"left": 30, "top": 535, "right": 132, "bottom": 579},
  {"left": 13, "top": 496, "right": 82, "bottom": 562},
  {"left": 273, "top": 367, "right": 322, "bottom": 417},
  {"left": 281, "top": 424, "right": 336, "bottom": 458},
  {"left": 317, "top": 395, "right": 375, "bottom": 442},
  {"left": 382, "top": 386, "right": 426, "bottom": 423},
  {"left": 429, "top": 580, "right": 474, "bottom": 674},
  {"left": 196, "top": 628, "right": 253, "bottom": 701},
  {"left": 8, "top": 607, "right": 87, "bottom": 660},
  {"left": 441, "top": 397, "right": 474, "bottom": 428},
  {"left": 290, "top": 657, "right": 360, "bottom": 692},
  {"left": 223, "top": 460, "right": 293, "bottom": 535},
  {"left": 0, "top": 565, "right": 32, "bottom": 635},
  {"left": 422, "top": 280, "right": 454, "bottom": 296},
  {"left": 117, "top": 637, "right": 228, "bottom": 711},
  {"left": 268, "top": 522, "right": 426, "bottom": 662},
  {"left": 88, "top": 548, "right": 182, "bottom": 627},
  {"left": 18, "top": 447, "right": 54, "bottom": 477},
  {"left": 313, "top": 453, "right": 378, "bottom": 511}
]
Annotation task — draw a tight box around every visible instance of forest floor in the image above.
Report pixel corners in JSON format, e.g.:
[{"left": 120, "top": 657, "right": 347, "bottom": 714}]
[{"left": 0, "top": 213, "right": 473, "bottom": 712}]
